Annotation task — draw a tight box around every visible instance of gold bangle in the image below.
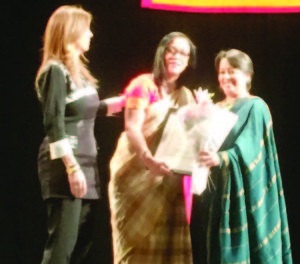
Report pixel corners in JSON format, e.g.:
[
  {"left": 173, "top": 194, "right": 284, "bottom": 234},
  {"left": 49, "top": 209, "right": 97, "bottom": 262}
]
[{"left": 66, "top": 163, "right": 81, "bottom": 175}]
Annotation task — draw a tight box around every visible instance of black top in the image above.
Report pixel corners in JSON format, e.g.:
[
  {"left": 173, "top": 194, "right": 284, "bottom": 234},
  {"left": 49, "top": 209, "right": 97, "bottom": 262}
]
[{"left": 37, "top": 61, "right": 102, "bottom": 199}]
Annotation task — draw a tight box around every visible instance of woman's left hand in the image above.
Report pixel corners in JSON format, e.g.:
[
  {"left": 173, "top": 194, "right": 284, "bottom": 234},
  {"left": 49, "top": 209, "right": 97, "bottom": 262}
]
[{"left": 197, "top": 149, "right": 220, "bottom": 168}]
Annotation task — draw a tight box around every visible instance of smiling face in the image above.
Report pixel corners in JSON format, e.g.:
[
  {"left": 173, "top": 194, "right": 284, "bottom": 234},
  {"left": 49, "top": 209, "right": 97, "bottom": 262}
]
[
  {"left": 218, "top": 58, "right": 251, "bottom": 99},
  {"left": 164, "top": 37, "right": 190, "bottom": 79}
]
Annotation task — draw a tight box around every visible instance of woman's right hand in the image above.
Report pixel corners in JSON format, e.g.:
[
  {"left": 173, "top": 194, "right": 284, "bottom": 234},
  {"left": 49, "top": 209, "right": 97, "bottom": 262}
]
[
  {"left": 125, "top": 108, "right": 172, "bottom": 177},
  {"left": 141, "top": 152, "right": 173, "bottom": 176},
  {"left": 68, "top": 169, "right": 87, "bottom": 198},
  {"left": 197, "top": 149, "right": 220, "bottom": 168},
  {"left": 105, "top": 95, "right": 126, "bottom": 115}
]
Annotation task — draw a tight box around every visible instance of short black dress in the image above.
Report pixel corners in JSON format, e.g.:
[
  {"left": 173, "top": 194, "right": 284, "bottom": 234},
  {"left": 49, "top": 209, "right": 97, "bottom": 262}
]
[{"left": 37, "top": 61, "right": 101, "bottom": 199}]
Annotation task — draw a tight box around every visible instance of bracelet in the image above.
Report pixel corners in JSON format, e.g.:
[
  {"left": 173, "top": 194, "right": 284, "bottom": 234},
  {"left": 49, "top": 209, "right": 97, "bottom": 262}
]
[{"left": 66, "top": 163, "right": 81, "bottom": 175}]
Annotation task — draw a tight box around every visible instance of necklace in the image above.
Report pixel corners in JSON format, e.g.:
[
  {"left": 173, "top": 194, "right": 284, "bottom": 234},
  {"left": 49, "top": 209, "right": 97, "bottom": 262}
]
[
  {"left": 220, "top": 95, "right": 251, "bottom": 110},
  {"left": 219, "top": 99, "right": 234, "bottom": 110}
]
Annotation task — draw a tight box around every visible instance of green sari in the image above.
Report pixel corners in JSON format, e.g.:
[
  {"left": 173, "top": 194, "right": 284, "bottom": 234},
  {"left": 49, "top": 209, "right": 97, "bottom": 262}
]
[{"left": 190, "top": 96, "right": 292, "bottom": 264}]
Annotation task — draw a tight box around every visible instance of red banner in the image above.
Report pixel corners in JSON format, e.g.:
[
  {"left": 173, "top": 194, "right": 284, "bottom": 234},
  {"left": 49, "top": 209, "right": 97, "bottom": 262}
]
[{"left": 141, "top": 0, "right": 300, "bottom": 13}]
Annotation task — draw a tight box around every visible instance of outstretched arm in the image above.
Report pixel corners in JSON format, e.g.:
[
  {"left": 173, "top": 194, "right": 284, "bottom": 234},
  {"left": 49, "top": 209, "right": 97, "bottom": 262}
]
[
  {"left": 99, "top": 95, "right": 125, "bottom": 116},
  {"left": 125, "top": 108, "right": 172, "bottom": 177}
]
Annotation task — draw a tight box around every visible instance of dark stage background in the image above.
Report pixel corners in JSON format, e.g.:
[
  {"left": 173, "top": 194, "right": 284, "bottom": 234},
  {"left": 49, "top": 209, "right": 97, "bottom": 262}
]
[{"left": 3, "top": 0, "right": 300, "bottom": 263}]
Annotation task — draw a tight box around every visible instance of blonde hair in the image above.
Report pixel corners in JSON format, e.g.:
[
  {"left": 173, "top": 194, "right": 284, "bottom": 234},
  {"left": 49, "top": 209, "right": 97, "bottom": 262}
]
[{"left": 35, "top": 5, "right": 97, "bottom": 88}]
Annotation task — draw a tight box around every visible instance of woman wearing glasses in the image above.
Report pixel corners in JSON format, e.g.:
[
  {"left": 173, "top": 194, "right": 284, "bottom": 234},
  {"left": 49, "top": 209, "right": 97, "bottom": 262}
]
[{"left": 109, "top": 32, "right": 197, "bottom": 264}]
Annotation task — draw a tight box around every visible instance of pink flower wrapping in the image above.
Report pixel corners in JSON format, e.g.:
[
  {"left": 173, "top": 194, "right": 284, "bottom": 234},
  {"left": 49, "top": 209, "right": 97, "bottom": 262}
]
[{"left": 177, "top": 89, "right": 238, "bottom": 194}]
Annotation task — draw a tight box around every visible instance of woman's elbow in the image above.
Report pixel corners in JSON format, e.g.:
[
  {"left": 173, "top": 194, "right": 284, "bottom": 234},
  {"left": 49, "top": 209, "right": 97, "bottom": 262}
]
[{"left": 125, "top": 124, "right": 136, "bottom": 135}]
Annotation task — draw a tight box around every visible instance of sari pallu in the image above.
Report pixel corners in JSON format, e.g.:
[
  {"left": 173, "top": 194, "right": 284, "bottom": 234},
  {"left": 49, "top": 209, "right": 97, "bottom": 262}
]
[
  {"left": 109, "top": 87, "right": 195, "bottom": 264},
  {"left": 191, "top": 96, "right": 292, "bottom": 264}
]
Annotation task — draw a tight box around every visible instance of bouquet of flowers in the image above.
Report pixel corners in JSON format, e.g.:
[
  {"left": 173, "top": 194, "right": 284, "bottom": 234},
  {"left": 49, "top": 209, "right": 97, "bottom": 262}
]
[{"left": 177, "top": 88, "right": 238, "bottom": 195}]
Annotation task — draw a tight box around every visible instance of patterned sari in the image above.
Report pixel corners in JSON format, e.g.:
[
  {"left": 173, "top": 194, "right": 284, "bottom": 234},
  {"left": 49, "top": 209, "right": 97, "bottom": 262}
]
[
  {"left": 109, "top": 74, "right": 195, "bottom": 264},
  {"left": 190, "top": 96, "right": 293, "bottom": 264}
]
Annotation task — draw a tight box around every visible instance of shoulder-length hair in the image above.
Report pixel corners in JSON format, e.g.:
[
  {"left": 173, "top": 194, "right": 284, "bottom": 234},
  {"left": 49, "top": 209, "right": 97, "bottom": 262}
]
[
  {"left": 153, "top": 32, "right": 197, "bottom": 88},
  {"left": 215, "top": 49, "right": 254, "bottom": 90},
  {"left": 35, "top": 5, "right": 97, "bottom": 88}
]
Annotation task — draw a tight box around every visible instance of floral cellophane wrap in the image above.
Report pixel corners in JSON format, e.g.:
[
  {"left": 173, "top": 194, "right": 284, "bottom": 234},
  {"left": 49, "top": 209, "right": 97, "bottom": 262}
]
[{"left": 154, "top": 89, "right": 238, "bottom": 195}]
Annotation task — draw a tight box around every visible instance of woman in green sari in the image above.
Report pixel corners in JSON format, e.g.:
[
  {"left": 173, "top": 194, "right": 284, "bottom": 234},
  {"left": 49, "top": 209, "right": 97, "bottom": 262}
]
[{"left": 190, "top": 49, "right": 293, "bottom": 264}]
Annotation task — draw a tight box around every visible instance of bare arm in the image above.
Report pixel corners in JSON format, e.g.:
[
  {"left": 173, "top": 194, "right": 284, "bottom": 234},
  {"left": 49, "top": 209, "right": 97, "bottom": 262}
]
[{"left": 125, "top": 108, "right": 172, "bottom": 176}]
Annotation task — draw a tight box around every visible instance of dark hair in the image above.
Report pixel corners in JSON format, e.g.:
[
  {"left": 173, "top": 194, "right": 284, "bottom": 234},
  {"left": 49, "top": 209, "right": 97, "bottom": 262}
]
[
  {"left": 153, "top": 32, "right": 197, "bottom": 88},
  {"left": 215, "top": 49, "right": 254, "bottom": 90}
]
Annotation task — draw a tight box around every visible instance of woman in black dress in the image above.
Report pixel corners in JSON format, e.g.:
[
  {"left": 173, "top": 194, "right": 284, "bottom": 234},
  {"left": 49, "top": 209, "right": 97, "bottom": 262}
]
[{"left": 35, "top": 5, "right": 124, "bottom": 263}]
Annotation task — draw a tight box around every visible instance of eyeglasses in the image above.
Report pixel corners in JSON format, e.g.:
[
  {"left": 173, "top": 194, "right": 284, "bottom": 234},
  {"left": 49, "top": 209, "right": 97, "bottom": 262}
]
[{"left": 166, "top": 47, "right": 190, "bottom": 57}]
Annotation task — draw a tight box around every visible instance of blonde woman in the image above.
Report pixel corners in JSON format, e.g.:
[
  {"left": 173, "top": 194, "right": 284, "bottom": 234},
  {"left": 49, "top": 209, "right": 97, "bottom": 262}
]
[{"left": 36, "top": 5, "right": 124, "bottom": 263}]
